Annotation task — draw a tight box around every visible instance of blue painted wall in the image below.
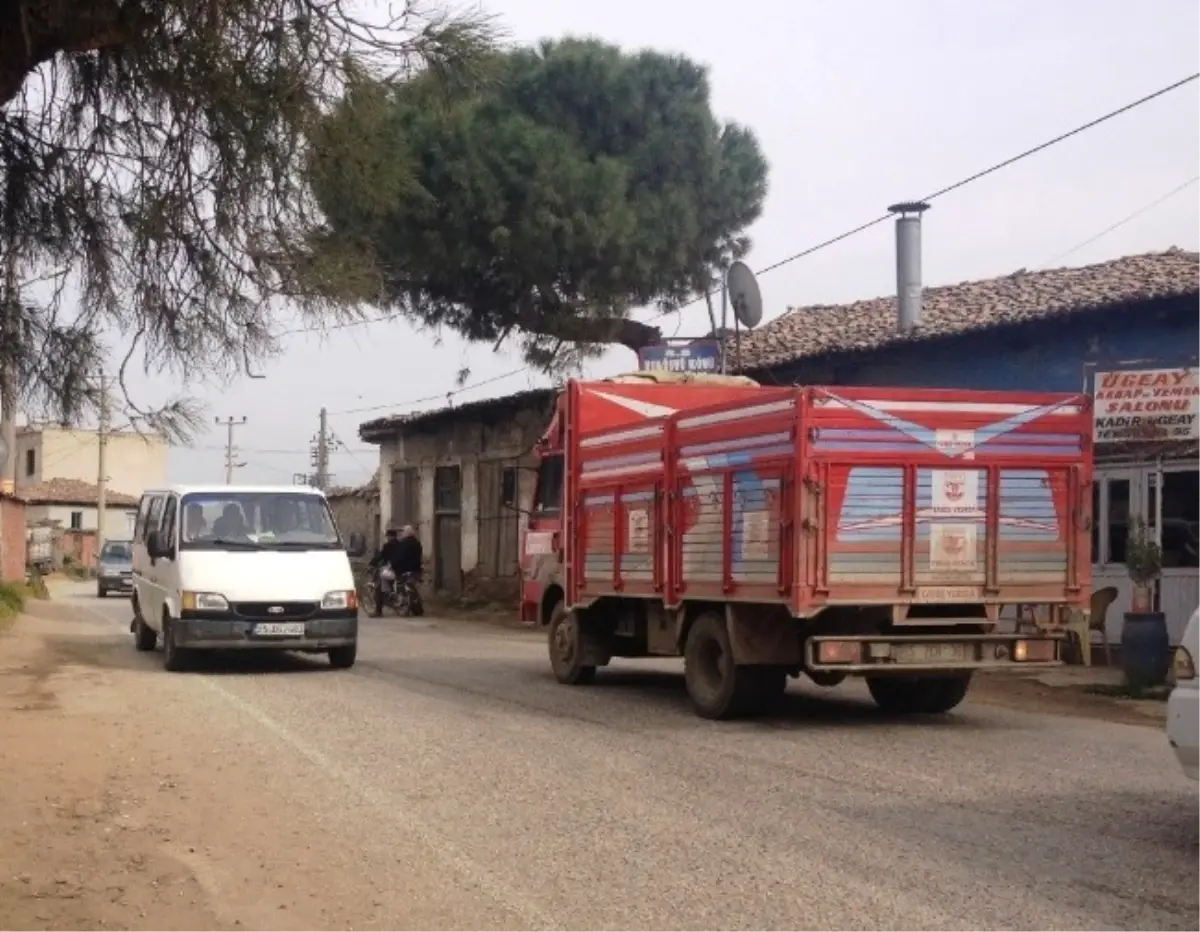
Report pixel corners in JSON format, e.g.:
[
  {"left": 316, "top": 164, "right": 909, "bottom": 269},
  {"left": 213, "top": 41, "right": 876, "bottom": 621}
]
[{"left": 763, "top": 297, "right": 1198, "bottom": 393}]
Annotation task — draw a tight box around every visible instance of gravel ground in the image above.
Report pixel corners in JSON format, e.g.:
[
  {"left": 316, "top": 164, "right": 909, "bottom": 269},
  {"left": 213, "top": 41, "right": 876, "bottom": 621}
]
[{"left": 2, "top": 582, "right": 1196, "bottom": 931}]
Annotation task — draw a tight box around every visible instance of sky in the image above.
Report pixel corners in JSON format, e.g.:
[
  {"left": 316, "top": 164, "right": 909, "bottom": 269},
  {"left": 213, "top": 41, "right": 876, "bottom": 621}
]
[{"left": 97, "top": 0, "right": 1200, "bottom": 487}]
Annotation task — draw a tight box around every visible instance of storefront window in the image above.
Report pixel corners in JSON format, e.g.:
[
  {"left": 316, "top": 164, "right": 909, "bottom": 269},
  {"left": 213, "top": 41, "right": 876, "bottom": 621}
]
[
  {"left": 1161, "top": 470, "right": 1199, "bottom": 569},
  {"left": 1106, "top": 478, "right": 1130, "bottom": 565}
]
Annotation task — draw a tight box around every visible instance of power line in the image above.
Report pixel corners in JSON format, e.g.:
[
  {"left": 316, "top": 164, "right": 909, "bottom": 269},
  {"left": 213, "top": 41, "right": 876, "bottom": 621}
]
[
  {"left": 1036, "top": 175, "right": 1200, "bottom": 269},
  {"left": 646, "top": 71, "right": 1200, "bottom": 322},
  {"left": 314, "top": 72, "right": 1198, "bottom": 425}
]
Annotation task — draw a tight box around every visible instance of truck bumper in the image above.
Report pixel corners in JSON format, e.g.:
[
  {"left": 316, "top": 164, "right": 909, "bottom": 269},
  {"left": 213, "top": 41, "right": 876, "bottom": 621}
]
[{"left": 806, "top": 632, "right": 1062, "bottom": 674}]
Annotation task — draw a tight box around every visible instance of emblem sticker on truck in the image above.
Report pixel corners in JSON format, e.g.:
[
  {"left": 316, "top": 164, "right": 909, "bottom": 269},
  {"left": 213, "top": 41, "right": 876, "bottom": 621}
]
[
  {"left": 931, "top": 469, "right": 980, "bottom": 516},
  {"left": 930, "top": 523, "right": 978, "bottom": 571}
]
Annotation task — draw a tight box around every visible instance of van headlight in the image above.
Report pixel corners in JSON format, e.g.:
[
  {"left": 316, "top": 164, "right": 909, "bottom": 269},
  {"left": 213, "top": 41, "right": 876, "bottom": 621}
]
[
  {"left": 182, "top": 591, "right": 229, "bottom": 611},
  {"left": 321, "top": 590, "right": 358, "bottom": 611}
]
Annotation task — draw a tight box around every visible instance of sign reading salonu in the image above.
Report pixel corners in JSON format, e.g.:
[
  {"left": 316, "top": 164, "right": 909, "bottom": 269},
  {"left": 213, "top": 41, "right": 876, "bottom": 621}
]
[{"left": 1092, "top": 366, "right": 1200, "bottom": 443}]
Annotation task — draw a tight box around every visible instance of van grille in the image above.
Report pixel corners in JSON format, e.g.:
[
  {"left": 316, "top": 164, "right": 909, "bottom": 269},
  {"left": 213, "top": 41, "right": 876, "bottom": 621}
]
[{"left": 232, "top": 602, "right": 317, "bottom": 619}]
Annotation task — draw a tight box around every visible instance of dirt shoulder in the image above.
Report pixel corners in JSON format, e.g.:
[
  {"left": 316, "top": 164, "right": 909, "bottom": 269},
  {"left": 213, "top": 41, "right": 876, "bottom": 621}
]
[{"left": 0, "top": 603, "right": 493, "bottom": 932}]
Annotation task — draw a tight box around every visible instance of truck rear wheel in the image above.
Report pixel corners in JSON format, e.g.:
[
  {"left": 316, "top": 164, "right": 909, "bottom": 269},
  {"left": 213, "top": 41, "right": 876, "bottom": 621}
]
[
  {"left": 684, "top": 612, "right": 763, "bottom": 719},
  {"left": 867, "top": 674, "right": 972, "bottom": 715},
  {"left": 548, "top": 602, "right": 596, "bottom": 685}
]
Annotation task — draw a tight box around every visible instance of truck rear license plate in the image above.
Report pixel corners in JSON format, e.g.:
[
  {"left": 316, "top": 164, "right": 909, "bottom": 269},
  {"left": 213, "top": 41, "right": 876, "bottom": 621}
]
[
  {"left": 893, "top": 643, "right": 972, "bottom": 664},
  {"left": 253, "top": 622, "right": 305, "bottom": 637}
]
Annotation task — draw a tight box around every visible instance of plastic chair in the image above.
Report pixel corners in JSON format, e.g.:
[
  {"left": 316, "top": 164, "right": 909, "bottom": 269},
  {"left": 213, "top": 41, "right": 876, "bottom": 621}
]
[{"left": 1065, "top": 586, "right": 1119, "bottom": 666}]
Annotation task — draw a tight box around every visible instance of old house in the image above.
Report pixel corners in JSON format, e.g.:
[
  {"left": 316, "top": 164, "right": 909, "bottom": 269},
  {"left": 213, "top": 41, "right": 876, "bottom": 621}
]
[
  {"left": 19, "top": 479, "right": 140, "bottom": 543},
  {"left": 734, "top": 247, "right": 1199, "bottom": 645},
  {"left": 359, "top": 390, "right": 556, "bottom": 598}
]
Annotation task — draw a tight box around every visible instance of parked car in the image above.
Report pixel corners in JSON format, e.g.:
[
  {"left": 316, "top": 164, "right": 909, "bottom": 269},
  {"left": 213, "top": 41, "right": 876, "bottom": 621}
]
[
  {"left": 97, "top": 539, "right": 134, "bottom": 598},
  {"left": 1166, "top": 608, "right": 1198, "bottom": 781}
]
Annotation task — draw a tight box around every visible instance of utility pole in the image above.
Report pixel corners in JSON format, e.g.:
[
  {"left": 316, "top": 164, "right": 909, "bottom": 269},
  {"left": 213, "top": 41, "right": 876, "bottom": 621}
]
[
  {"left": 96, "top": 373, "right": 110, "bottom": 559},
  {"left": 311, "top": 407, "right": 335, "bottom": 490},
  {"left": 0, "top": 242, "right": 18, "bottom": 497},
  {"left": 215, "top": 416, "right": 247, "bottom": 484}
]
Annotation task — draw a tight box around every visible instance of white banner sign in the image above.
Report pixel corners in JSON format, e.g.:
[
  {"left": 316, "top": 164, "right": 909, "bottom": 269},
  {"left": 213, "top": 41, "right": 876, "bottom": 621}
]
[{"left": 1093, "top": 367, "right": 1199, "bottom": 444}]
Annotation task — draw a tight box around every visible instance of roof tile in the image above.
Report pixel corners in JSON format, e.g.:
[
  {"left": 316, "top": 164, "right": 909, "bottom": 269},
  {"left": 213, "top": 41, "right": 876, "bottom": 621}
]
[
  {"left": 736, "top": 249, "right": 1199, "bottom": 371},
  {"left": 17, "top": 479, "right": 139, "bottom": 507}
]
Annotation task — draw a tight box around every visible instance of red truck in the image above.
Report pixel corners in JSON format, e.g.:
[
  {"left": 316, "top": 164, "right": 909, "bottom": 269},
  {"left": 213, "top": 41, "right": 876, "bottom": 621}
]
[{"left": 520, "top": 373, "right": 1093, "bottom": 719}]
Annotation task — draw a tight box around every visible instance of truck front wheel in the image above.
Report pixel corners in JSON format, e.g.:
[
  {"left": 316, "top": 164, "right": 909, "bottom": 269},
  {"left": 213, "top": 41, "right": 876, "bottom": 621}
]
[
  {"left": 684, "top": 612, "right": 764, "bottom": 719},
  {"left": 866, "top": 674, "right": 972, "bottom": 715},
  {"left": 548, "top": 602, "right": 596, "bottom": 685}
]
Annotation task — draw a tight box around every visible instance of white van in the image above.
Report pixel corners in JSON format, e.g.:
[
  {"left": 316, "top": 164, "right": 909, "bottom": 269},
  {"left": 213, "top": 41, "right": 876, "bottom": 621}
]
[
  {"left": 130, "top": 484, "right": 366, "bottom": 671},
  {"left": 1167, "top": 608, "right": 1199, "bottom": 781}
]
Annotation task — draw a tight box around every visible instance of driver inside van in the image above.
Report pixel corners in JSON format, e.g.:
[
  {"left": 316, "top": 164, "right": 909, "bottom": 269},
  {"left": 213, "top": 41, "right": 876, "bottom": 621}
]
[
  {"left": 212, "top": 503, "right": 250, "bottom": 540},
  {"left": 183, "top": 503, "right": 208, "bottom": 542}
]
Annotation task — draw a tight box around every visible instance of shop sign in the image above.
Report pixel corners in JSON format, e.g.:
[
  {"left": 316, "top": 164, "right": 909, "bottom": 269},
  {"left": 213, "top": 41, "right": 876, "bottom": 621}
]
[{"left": 1092, "top": 366, "right": 1199, "bottom": 444}]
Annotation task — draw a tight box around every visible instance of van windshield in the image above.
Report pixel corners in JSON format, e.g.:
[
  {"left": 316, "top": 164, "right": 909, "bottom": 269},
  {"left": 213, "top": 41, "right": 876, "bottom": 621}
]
[{"left": 180, "top": 492, "right": 342, "bottom": 550}]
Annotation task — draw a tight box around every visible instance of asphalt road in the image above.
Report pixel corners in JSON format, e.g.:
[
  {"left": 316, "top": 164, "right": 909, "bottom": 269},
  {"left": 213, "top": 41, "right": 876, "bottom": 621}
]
[{"left": 53, "top": 585, "right": 1200, "bottom": 930}]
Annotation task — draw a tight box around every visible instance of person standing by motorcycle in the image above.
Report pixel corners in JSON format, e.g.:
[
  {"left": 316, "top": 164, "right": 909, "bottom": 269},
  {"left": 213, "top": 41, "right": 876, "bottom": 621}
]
[{"left": 369, "top": 526, "right": 423, "bottom": 614}]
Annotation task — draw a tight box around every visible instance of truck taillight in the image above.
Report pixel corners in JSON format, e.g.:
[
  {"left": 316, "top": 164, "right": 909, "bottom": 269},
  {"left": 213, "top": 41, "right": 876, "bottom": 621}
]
[
  {"left": 818, "top": 640, "right": 861, "bottom": 664},
  {"left": 1013, "top": 639, "right": 1057, "bottom": 663}
]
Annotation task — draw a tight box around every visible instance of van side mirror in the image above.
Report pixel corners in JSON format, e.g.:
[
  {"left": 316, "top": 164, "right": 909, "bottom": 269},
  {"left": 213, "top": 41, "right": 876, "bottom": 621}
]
[
  {"left": 346, "top": 532, "right": 366, "bottom": 558},
  {"left": 146, "top": 529, "right": 173, "bottom": 561}
]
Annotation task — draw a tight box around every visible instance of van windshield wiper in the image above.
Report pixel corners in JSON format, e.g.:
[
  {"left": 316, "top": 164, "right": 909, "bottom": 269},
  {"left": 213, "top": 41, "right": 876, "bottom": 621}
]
[
  {"left": 207, "top": 537, "right": 264, "bottom": 550},
  {"left": 268, "top": 540, "right": 341, "bottom": 550}
]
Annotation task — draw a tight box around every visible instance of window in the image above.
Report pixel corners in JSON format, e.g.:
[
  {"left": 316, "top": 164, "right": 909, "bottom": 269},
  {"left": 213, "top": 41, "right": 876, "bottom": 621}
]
[
  {"left": 69, "top": 511, "right": 83, "bottom": 530},
  {"left": 179, "top": 491, "right": 340, "bottom": 550},
  {"left": 134, "top": 494, "right": 159, "bottom": 542},
  {"left": 1161, "top": 470, "right": 1199, "bottom": 569},
  {"left": 144, "top": 496, "right": 165, "bottom": 542},
  {"left": 435, "top": 465, "right": 461, "bottom": 512},
  {"left": 501, "top": 466, "right": 518, "bottom": 509},
  {"left": 161, "top": 496, "right": 178, "bottom": 550},
  {"left": 533, "top": 455, "right": 564, "bottom": 514},
  {"left": 24, "top": 449, "right": 35, "bottom": 477},
  {"left": 1105, "top": 478, "right": 1130, "bottom": 565}
]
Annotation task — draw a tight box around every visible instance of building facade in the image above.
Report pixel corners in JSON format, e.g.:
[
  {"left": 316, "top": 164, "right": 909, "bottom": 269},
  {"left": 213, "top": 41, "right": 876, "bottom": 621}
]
[
  {"left": 19, "top": 479, "right": 140, "bottom": 542},
  {"left": 736, "top": 248, "right": 1199, "bottom": 645},
  {"left": 360, "top": 390, "right": 555, "bottom": 598},
  {"left": 15, "top": 426, "right": 168, "bottom": 500}
]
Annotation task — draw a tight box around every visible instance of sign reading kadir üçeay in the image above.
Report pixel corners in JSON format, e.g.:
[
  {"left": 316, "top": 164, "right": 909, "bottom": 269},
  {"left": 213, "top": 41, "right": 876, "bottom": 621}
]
[
  {"left": 638, "top": 342, "right": 722, "bottom": 374},
  {"left": 1092, "top": 366, "right": 1199, "bottom": 443}
]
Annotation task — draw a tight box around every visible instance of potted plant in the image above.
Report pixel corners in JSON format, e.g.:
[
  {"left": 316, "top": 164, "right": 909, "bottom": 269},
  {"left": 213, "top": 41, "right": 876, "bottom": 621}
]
[{"left": 1121, "top": 516, "right": 1170, "bottom": 686}]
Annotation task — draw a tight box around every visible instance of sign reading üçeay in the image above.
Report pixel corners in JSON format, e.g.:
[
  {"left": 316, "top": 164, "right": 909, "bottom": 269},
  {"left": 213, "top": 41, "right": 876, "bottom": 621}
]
[
  {"left": 1092, "top": 366, "right": 1200, "bottom": 444},
  {"left": 638, "top": 342, "right": 722, "bottom": 374}
]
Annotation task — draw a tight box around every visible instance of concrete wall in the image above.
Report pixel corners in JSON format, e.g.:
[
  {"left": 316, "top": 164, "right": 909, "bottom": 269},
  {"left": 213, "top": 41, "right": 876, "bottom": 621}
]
[
  {"left": 0, "top": 496, "right": 27, "bottom": 582},
  {"left": 25, "top": 504, "right": 138, "bottom": 541},
  {"left": 16, "top": 427, "right": 168, "bottom": 498},
  {"left": 327, "top": 491, "right": 380, "bottom": 556}
]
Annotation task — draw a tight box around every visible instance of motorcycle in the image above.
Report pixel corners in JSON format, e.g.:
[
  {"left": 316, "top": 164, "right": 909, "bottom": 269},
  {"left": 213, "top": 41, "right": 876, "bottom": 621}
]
[{"left": 366, "top": 565, "right": 424, "bottom": 618}]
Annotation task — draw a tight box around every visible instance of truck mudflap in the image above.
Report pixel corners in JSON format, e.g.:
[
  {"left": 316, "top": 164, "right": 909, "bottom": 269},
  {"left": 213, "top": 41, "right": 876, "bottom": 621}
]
[{"left": 806, "top": 632, "right": 1062, "bottom": 674}]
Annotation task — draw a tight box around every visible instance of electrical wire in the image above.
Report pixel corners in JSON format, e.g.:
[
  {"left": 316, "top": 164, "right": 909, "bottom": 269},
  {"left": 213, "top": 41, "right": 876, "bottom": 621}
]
[
  {"left": 1035, "top": 175, "right": 1200, "bottom": 269},
  {"left": 261, "top": 73, "right": 1200, "bottom": 429}
]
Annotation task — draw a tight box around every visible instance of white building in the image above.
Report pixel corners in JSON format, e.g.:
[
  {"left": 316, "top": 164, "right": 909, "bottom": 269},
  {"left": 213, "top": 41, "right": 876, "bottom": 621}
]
[
  {"left": 19, "top": 478, "right": 139, "bottom": 540},
  {"left": 15, "top": 425, "right": 167, "bottom": 500}
]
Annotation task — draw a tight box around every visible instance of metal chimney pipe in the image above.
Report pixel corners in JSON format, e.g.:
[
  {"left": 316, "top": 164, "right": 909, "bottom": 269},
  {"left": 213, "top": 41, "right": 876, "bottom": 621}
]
[{"left": 887, "top": 201, "right": 930, "bottom": 332}]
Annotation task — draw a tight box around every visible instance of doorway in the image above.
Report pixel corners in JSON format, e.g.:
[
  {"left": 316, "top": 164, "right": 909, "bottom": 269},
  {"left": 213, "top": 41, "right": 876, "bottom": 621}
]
[{"left": 434, "top": 465, "right": 462, "bottom": 594}]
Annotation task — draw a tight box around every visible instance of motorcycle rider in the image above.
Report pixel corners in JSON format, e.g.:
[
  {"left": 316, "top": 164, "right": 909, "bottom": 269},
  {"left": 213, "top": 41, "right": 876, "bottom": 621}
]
[{"left": 369, "top": 526, "right": 422, "bottom": 612}]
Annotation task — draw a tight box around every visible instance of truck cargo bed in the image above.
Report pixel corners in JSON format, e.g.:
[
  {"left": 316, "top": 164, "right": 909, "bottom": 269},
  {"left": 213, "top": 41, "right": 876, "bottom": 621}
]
[{"left": 567, "top": 383, "right": 1092, "bottom": 619}]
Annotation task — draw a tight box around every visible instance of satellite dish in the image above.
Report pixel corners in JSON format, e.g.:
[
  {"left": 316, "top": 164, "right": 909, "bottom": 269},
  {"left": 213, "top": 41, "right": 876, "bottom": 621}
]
[{"left": 726, "top": 261, "right": 763, "bottom": 329}]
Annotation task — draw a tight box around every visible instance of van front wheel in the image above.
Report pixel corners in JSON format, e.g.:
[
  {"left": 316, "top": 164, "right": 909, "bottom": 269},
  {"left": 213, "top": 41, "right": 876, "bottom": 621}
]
[
  {"left": 162, "top": 617, "right": 190, "bottom": 672},
  {"left": 329, "top": 644, "right": 357, "bottom": 669},
  {"left": 134, "top": 616, "right": 157, "bottom": 652}
]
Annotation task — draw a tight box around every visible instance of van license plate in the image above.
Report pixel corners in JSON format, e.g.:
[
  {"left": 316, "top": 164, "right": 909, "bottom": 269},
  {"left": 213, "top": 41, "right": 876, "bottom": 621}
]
[
  {"left": 893, "top": 643, "right": 971, "bottom": 664},
  {"left": 253, "top": 622, "right": 305, "bottom": 637}
]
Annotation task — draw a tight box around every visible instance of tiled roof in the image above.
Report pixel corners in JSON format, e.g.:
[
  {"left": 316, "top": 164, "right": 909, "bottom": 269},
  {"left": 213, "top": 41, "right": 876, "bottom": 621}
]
[
  {"left": 359, "top": 388, "right": 557, "bottom": 442},
  {"left": 736, "top": 248, "right": 1200, "bottom": 371},
  {"left": 17, "top": 479, "right": 138, "bottom": 507}
]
